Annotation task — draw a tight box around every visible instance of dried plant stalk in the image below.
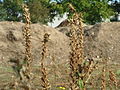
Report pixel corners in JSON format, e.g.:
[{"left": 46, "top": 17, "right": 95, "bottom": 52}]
[
  {"left": 22, "top": 4, "right": 33, "bottom": 89},
  {"left": 109, "top": 70, "right": 118, "bottom": 89},
  {"left": 84, "top": 60, "right": 96, "bottom": 84},
  {"left": 22, "top": 4, "right": 32, "bottom": 70},
  {"left": 101, "top": 67, "right": 106, "bottom": 90},
  {"left": 40, "top": 33, "right": 50, "bottom": 90},
  {"left": 68, "top": 4, "right": 84, "bottom": 90},
  {"left": 68, "top": 4, "right": 100, "bottom": 90}
]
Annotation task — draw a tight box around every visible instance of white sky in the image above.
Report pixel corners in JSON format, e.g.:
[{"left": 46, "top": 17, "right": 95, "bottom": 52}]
[{"left": 48, "top": 13, "right": 68, "bottom": 28}]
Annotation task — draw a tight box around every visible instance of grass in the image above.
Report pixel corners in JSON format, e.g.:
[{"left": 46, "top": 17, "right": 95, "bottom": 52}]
[{"left": 0, "top": 62, "right": 120, "bottom": 89}]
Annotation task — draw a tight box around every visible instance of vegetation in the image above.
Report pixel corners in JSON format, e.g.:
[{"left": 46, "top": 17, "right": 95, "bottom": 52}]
[
  {"left": 110, "top": 0, "right": 120, "bottom": 14},
  {"left": 110, "top": 0, "right": 120, "bottom": 21},
  {"left": 0, "top": 0, "right": 51, "bottom": 24},
  {"left": 27, "top": 0, "right": 51, "bottom": 24},
  {"left": 51, "top": 0, "right": 115, "bottom": 24},
  {"left": 2, "top": 0, "right": 23, "bottom": 21},
  {"left": 0, "top": 0, "right": 120, "bottom": 24},
  {"left": 0, "top": 1, "right": 120, "bottom": 90}
]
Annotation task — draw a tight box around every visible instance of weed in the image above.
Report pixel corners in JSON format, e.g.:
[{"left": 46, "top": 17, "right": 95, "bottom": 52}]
[
  {"left": 68, "top": 3, "right": 84, "bottom": 90},
  {"left": 101, "top": 67, "right": 106, "bottom": 90},
  {"left": 40, "top": 33, "right": 50, "bottom": 90},
  {"left": 21, "top": 4, "right": 33, "bottom": 89},
  {"left": 68, "top": 3, "right": 98, "bottom": 90},
  {"left": 109, "top": 70, "right": 118, "bottom": 89}
]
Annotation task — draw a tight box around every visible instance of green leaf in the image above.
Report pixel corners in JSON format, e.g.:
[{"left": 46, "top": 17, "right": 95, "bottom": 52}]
[{"left": 78, "top": 79, "right": 84, "bottom": 89}]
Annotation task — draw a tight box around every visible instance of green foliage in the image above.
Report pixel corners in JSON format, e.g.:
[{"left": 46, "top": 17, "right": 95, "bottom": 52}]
[
  {"left": 110, "top": 0, "right": 120, "bottom": 13},
  {"left": 0, "top": 0, "right": 116, "bottom": 24},
  {"left": 78, "top": 79, "right": 84, "bottom": 89},
  {"left": 27, "top": 0, "right": 50, "bottom": 24},
  {"left": 116, "top": 70, "right": 120, "bottom": 76},
  {"left": 0, "top": 0, "right": 51, "bottom": 24},
  {"left": 0, "top": 2, "right": 7, "bottom": 21},
  {"left": 52, "top": 0, "right": 114, "bottom": 24},
  {"left": 3, "top": 0, "right": 23, "bottom": 21}
]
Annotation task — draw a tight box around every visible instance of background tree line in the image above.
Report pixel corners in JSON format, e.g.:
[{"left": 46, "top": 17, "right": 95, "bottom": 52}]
[{"left": 0, "top": 0, "right": 119, "bottom": 25}]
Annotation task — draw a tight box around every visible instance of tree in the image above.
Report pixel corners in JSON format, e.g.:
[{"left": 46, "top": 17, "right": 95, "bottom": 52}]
[
  {"left": 27, "top": 0, "right": 50, "bottom": 24},
  {"left": 0, "top": 0, "right": 51, "bottom": 24},
  {"left": 111, "top": 0, "right": 120, "bottom": 14},
  {"left": 0, "top": 0, "right": 115, "bottom": 24},
  {"left": 3, "top": 0, "right": 23, "bottom": 21},
  {"left": 108, "top": 0, "right": 120, "bottom": 21},
  {"left": 0, "top": 2, "right": 7, "bottom": 21},
  {"left": 51, "top": 0, "right": 114, "bottom": 24}
]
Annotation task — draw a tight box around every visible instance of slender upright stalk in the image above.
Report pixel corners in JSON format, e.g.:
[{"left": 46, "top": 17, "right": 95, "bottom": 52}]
[
  {"left": 109, "top": 70, "right": 118, "bottom": 89},
  {"left": 22, "top": 4, "right": 33, "bottom": 89},
  {"left": 40, "top": 33, "right": 50, "bottom": 90},
  {"left": 101, "top": 67, "right": 106, "bottom": 90},
  {"left": 23, "top": 4, "right": 32, "bottom": 69},
  {"left": 68, "top": 4, "right": 84, "bottom": 90}
]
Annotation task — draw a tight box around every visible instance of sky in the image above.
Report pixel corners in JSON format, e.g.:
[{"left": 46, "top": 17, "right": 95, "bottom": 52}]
[{"left": 48, "top": 13, "right": 68, "bottom": 28}]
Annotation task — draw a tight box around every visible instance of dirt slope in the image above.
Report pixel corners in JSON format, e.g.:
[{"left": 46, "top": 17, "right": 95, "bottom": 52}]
[
  {"left": 0, "top": 21, "right": 70, "bottom": 66},
  {"left": 84, "top": 22, "right": 120, "bottom": 63},
  {"left": 57, "top": 22, "right": 120, "bottom": 64},
  {"left": 0, "top": 21, "right": 120, "bottom": 67}
]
